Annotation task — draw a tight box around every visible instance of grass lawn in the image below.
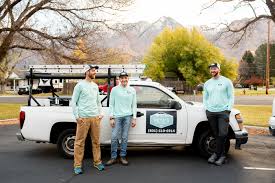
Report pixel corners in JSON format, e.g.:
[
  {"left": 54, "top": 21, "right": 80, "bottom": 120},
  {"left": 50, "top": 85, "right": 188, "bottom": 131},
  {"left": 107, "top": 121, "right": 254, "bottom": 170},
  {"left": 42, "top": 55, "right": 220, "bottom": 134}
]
[
  {"left": 234, "top": 105, "right": 271, "bottom": 127},
  {"left": 0, "top": 103, "right": 23, "bottom": 120},
  {"left": 234, "top": 88, "right": 275, "bottom": 96}
]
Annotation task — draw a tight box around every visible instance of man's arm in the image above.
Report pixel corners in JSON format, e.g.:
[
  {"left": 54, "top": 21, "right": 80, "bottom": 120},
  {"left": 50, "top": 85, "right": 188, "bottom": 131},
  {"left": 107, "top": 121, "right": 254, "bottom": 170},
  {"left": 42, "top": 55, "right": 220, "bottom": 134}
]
[
  {"left": 203, "top": 83, "right": 208, "bottom": 109},
  {"left": 109, "top": 89, "right": 115, "bottom": 127},
  {"left": 132, "top": 89, "right": 137, "bottom": 119},
  {"left": 72, "top": 84, "right": 80, "bottom": 119},
  {"left": 131, "top": 88, "right": 137, "bottom": 127},
  {"left": 227, "top": 79, "right": 234, "bottom": 111},
  {"left": 109, "top": 88, "right": 115, "bottom": 118},
  {"left": 97, "top": 86, "right": 103, "bottom": 117}
]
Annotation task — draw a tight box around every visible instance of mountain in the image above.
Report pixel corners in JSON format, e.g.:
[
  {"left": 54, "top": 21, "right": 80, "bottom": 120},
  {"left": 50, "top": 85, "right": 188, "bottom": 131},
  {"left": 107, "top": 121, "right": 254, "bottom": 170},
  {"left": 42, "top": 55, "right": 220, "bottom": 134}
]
[
  {"left": 15, "top": 16, "right": 274, "bottom": 69},
  {"left": 103, "top": 16, "right": 183, "bottom": 60},
  {"left": 104, "top": 16, "right": 275, "bottom": 62}
]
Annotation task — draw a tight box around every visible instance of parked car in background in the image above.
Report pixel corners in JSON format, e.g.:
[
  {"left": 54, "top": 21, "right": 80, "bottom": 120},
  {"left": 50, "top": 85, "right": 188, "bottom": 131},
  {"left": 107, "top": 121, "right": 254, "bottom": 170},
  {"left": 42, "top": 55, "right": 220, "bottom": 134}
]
[
  {"left": 18, "top": 86, "right": 42, "bottom": 95},
  {"left": 235, "top": 84, "right": 243, "bottom": 88}
]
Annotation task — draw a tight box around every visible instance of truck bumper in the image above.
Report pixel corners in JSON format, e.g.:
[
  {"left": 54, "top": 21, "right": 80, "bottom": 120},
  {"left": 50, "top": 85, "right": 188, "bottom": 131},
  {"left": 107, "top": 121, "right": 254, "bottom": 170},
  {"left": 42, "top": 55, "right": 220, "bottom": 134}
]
[
  {"left": 269, "top": 126, "right": 275, "bottom": 136},
  {"left": 234, "top": 128, "right": 248, "bottom": 150},
  {"left": 269, "top": 117, "right": 275, "bottom": 136},
  {"left": 16, "top": 131, "right": 25, "bottom": 141}
]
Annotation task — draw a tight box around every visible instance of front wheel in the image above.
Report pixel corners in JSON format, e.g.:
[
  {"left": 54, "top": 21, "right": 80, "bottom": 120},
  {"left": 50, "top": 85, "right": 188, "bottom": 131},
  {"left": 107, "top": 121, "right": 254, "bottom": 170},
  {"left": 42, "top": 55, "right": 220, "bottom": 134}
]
[{"left": 196, "top": 130, "right": 230, "bottom": 158}]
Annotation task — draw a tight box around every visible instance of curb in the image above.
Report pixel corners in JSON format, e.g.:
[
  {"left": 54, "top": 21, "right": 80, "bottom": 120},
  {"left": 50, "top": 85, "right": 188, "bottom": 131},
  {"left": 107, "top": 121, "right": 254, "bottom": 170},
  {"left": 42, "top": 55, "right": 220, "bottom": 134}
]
[
  {"left": 244, "top": 125, "right": 269, "bottom": 136},
  {"left": 0, "top": 119, "right": 18, "bottom": 126}
]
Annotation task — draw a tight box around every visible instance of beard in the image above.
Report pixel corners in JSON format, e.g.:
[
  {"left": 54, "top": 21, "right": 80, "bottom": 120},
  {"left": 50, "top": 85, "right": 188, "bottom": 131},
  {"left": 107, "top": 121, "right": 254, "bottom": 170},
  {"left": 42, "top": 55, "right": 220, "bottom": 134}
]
[
  {"left": 87, "top": 73, "right": 95, "bottom": 79},
  {"left": 211, "top": 72, "right": 219, "bottom": 77}
]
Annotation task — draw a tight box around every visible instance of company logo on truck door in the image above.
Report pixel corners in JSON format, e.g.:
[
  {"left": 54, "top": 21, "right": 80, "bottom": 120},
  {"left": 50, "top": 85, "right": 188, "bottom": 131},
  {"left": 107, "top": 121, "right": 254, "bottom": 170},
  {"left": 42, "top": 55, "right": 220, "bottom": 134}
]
[{"left": 146, "top": 111, "right": 177, "bottom": 133}]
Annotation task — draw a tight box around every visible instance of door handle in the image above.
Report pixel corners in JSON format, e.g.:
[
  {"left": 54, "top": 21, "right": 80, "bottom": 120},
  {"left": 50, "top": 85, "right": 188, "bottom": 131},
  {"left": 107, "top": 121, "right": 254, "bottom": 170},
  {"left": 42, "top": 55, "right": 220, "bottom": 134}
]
[{"left": 136, "top": 111, "right": 144, "bottom": 118}]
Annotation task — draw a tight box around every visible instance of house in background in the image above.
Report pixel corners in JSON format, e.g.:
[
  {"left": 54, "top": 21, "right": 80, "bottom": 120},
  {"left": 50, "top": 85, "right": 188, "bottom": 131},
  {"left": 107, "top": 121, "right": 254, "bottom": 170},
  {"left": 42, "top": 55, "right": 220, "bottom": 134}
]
[
  {"left": 4, "top": 70, "right": 63, "bottom": 93},
  {"left": 5, "top": 70, "right": 29, "bottom": 92}
]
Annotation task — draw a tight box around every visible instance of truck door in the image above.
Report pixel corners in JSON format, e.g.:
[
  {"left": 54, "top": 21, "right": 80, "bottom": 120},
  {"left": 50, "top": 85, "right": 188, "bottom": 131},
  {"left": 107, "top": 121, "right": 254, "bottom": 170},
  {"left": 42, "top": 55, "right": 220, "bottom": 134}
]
[{"left": 128, "top": 85, "right": 187, "bottom": 144}]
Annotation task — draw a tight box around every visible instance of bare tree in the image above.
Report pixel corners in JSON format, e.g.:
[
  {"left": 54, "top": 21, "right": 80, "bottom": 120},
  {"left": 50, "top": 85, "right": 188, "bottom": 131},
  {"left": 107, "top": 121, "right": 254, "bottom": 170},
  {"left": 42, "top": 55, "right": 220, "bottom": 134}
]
[
  {"left": 202, "top": 0, "right": 274, "bottom": 46},
  {"left": 0, "top": 0, "right": 133, "bottom": 92},
  {"left": 0, "top": 0, "right": 133, "bottom": 63}
]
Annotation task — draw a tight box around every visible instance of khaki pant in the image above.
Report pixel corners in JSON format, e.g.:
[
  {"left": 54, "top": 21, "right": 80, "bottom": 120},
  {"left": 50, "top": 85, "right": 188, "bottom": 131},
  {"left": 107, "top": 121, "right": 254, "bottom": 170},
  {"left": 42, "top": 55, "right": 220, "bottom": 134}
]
[{"left": 74, "top": 117, "right": 102, "bottom": 167}]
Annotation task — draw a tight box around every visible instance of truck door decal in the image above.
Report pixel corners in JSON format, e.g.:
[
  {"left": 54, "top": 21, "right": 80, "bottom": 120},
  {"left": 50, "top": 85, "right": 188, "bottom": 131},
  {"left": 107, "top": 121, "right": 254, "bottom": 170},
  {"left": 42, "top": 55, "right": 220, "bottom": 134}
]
[{"left": 146, "top": 111, "right": 177, "bottom": 133}]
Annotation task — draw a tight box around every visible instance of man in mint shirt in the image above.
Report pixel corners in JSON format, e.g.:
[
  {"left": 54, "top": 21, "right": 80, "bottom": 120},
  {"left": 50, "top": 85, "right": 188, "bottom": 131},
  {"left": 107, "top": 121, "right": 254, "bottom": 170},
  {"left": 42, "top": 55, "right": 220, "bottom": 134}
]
[
  {"left": 72, "top": 64, "right": 105, "bottom": 174},
  {"left": 106, "top": 71, "right": 137, "bottom": 166},
  {"left": 203, "top": 63, "right": 234, "bottom": 166}
]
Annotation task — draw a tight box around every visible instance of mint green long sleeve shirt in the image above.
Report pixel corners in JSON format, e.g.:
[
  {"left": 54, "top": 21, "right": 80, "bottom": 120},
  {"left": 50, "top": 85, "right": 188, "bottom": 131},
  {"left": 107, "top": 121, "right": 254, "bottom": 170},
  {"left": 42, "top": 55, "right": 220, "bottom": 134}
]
[
  {"left": 109, "top": 85, "right": 137, "bottom": 119},
  {"left": 203, "top": 75, "right": 234, "bottom": 112},
  {"left": 71, "top": 80, "right": 102, "bottom": 119}
]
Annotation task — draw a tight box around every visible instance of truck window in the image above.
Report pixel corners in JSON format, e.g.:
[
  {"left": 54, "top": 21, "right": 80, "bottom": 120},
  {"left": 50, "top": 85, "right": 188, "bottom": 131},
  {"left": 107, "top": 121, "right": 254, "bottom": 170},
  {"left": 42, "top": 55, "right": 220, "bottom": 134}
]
[{"left": 132, "top": 85, "right": 172, "bottom": 109}]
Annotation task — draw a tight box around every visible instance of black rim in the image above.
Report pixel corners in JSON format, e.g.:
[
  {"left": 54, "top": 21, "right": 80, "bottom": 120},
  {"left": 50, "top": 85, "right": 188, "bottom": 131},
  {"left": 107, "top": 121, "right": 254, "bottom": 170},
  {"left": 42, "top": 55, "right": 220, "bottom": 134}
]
[{"left": 204, "top": 136, "right": 216, "bottom": 154}]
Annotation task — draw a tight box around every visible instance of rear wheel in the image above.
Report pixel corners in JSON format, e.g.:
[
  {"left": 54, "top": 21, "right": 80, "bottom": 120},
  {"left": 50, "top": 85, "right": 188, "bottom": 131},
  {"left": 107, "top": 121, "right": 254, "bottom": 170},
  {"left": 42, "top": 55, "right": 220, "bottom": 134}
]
[
  {"left": 57, "top": 129, "right": 76, "bottom": 159},
  {"left": 196, "top": 130, "right": 230, "bottom": 158},
  {"left": 56, "top": 129, "right": 92, "bottom": 159}
]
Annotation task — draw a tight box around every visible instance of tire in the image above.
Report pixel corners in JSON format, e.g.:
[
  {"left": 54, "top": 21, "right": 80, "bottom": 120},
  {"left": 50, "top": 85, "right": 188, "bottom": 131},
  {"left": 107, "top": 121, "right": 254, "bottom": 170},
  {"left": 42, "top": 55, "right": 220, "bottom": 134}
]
[
  {"left": 56, "top": 129, "right": 92, "bottom": 159},
  {"left": 196, "top": 130, "right": 230, "bottom": 158},
  {"left": 57, "top": 129, "right": 76, "bottom": 159}
]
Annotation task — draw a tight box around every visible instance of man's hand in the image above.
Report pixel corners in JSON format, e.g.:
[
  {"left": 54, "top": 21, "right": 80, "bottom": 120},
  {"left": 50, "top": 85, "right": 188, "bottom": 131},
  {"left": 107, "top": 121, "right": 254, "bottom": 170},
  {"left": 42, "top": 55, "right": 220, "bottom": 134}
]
[
  {"left": 131, "top": 118, "right": 136, "bottom": 128},
  {"left": 110, "top": 119, "right": 115, "bottom": 128},
  {"left": 76, "top": 118, "right": 84, "bottom": 124},
  {"left": 98, "top": 115, "right": 104, "bottom": 120}
]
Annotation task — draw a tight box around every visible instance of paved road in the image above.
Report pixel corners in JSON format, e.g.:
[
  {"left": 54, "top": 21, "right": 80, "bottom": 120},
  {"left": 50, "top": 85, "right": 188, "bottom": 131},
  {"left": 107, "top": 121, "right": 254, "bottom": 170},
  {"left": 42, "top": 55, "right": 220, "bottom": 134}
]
[
  {"left": 0, "top": 95, "right": 274, "bottom": 105},
  {"left": 1, "top": 125, "right": 275, "bottom": 183}
]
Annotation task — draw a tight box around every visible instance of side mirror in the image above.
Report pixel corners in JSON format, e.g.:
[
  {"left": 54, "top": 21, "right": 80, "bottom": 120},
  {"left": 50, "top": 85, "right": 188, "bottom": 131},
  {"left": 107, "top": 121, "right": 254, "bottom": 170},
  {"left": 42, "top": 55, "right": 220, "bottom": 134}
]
[{"left": 170, "top": 100, "right": 182, "bottom": 110}]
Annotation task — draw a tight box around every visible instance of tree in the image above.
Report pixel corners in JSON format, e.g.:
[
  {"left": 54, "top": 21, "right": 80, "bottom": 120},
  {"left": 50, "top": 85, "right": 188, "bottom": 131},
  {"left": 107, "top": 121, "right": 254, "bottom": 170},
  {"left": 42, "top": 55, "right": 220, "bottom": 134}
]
[
  {"left": 238, "top": 50, "right": 259, "bottom": 85},
  {"left": 0, "top": 0, "right": 132, "bottom": 93},
  {"left": 0, "top": 0, "right": 132, "bottom": 63},
  {"left": 254, "top": 43, "right": 275, "bottom": 82},
  {"left": 71, "top": 38, "right": 131, "bottom": 64},
  {"left": 242, "top": 50, "right": 255, "bottom": 63},
  {"left": 143, "top": 27, "right": 238, "bottom": 86},
  {"left": 203, "top": 0, "right": 275, "bottom": 46}
]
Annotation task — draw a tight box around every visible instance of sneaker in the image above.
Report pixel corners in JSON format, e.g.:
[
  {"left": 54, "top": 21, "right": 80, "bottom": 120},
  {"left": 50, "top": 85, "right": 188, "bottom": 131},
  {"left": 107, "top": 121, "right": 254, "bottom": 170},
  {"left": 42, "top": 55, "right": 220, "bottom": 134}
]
[
  {"left": 215, "top": 156, "right": 227, "bottom": 166},
  {"left": 74, "top": 167, "right": 83, "bottom": 175},
  {"left": 120, "top": 157, "right": 129, "bottom": 166},
  {"left": 94, "top": 163, "right": 105, "bottom": 171},
  {"left": 105, "top": 158, "right": 117, "bottom": 166},
  {"left": 208, "top": 153, "right": 218, "bottom": 164}
]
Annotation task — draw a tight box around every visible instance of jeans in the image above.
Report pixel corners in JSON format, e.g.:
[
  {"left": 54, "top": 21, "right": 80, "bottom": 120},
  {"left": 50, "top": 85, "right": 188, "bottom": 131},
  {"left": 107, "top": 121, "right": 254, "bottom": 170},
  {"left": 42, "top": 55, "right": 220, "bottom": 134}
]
[
  {"left": 111, "top": 115, "right": 132, "bottom": 159},
  {"left": 206, "top": 110, "right": 230, "bottom": 157}
]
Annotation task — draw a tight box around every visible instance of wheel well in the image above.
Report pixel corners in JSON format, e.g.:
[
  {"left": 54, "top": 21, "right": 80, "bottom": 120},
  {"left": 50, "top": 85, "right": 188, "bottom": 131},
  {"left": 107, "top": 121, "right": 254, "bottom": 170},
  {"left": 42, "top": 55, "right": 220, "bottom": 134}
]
[
  {"left": 50, "top": 122, "right": 76, "bottom": 144},
  {"left": 192, "top": 121, "right": 235, "bottom": 144}
]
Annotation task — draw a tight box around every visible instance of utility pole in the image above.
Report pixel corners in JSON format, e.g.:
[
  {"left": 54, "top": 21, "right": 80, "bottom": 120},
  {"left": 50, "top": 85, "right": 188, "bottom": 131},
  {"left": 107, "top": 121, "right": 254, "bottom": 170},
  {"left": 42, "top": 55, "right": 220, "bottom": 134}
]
[{"left": 266, "top": 20, "right": 271, "bottom": 95}]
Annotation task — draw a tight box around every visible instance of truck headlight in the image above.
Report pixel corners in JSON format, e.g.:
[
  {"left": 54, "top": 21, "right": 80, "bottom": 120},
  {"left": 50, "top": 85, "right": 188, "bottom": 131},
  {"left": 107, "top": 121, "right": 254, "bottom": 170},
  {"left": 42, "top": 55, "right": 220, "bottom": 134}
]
[{"left": 235, "top": 113, "right": 244, "bottom": 130}]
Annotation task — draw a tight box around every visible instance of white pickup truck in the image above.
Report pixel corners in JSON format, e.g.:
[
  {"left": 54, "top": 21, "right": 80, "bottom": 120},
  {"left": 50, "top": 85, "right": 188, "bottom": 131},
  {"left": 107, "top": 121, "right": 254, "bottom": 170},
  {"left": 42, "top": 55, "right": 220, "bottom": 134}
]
[{"left": 16, "top": 65, "right": 248, "bottom": 159}]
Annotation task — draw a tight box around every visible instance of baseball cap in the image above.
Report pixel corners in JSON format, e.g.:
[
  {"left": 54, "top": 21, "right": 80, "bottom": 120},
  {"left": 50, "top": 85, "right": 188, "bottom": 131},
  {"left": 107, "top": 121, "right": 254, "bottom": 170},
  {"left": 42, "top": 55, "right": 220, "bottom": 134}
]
[
  {"left": 83, "top": 64, "right": 99, "bottom": 73},
  {"left": 208, "top": 63, "right": 220, "bottom": 69},
  {"left": 119, "top": 71, "right": 128, "bottom": 77}
]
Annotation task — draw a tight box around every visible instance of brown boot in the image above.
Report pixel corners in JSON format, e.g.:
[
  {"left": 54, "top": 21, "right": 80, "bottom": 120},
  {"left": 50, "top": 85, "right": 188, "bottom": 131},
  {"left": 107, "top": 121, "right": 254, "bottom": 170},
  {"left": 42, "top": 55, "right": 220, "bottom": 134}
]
[
  {"left": 120, "top": 157, "right": 128, "bottom": 166},
  {"left": 105, "top": 158, "right": 117, "bottom": 166}
]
